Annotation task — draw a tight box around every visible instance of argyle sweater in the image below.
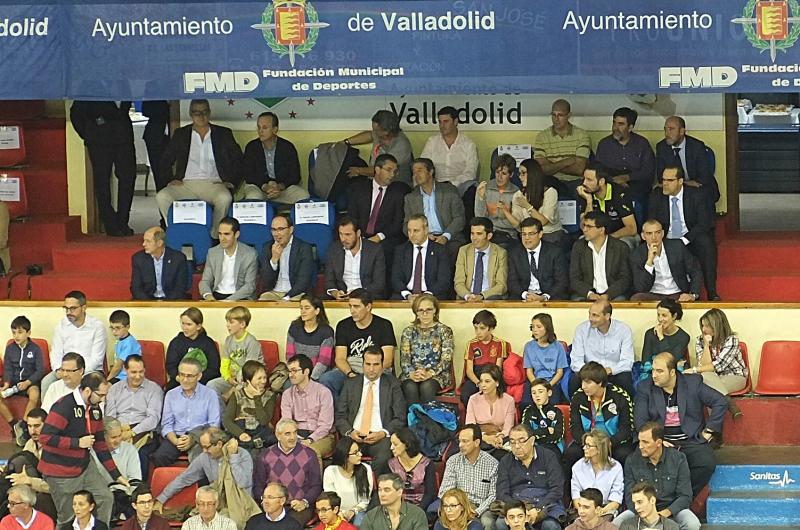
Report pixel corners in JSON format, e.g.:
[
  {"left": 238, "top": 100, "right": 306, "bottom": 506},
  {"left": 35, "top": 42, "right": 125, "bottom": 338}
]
[{"left": 254, "top": 443, "right": 321, "bottom": 503}]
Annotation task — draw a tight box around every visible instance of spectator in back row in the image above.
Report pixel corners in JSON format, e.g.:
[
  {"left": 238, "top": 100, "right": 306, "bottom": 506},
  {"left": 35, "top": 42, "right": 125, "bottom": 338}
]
[
  {"left": 595, "top": 107, "right": 655, "bottom": 205},
  {"left": 130, "top": 227, "right": 188, "bottom": 301},
  {"left": 533, "top": 99, "right": 591, "bottom": 197},
  {"left": 345, "top": 110, "right": 414, "bottom": 186}
]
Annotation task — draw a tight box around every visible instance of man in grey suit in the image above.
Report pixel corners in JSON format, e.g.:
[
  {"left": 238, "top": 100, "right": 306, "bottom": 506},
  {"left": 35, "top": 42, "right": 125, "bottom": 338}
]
[
  {"left": 199, "top": 216, "right": 258, "bottom": 300},
  {"left": 334, "top": 346, "right": 406, "bottom": 474},
  {"left": 569, "top": 210, "right": 631, "bottom": 301},
  {"left": 325, "top": 216, "right": 386, "bottom": 300},
  {"left": 404, "top": 157, "right": 466, "bottom": 262}
]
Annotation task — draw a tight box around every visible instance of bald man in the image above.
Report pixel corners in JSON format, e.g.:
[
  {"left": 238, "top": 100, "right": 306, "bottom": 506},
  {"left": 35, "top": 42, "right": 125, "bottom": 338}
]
[
  {"left": 655, "top": 116, "right": 720, "bottom": 205},
  {"left": 130, "top": 227, "right": 189, "bottom": 300}
]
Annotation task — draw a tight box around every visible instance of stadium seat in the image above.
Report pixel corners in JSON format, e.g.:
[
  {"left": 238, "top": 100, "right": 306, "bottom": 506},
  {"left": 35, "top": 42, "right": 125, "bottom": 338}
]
[
  {"left": 150, "top": 466, "right": 197, "bottom": 521},
  {"left": 230, "top": 200, "right": 274, "bottom": 253},
  {"left": 166, "top": 201, "right": 213, "bottom": 265},
  {"left": 3, "top": 337, "right": 50, "bottom": 373},
  {"left": 0, "top": 170, "right": 28, "bottom": 219},
  {"left": 0, "top": 124, "right": 26, "bottom": 167},
  {"left": 290, "top": 199, "right": 336, "bottom": 265},
  {"left": 755, "top": 341, "right": 800, "bottom": 395},
  {"left": 557, "top": 403, "right": 572, "bottom": 445},
  {"left": 729, "top": 341, "right": 751, "bottom": 397},
  {"left": 138, "top": 340, "right": 166, "bottom": 387},
  {"left": 259, "top": 340, "right": 280, "bottom": 373}
]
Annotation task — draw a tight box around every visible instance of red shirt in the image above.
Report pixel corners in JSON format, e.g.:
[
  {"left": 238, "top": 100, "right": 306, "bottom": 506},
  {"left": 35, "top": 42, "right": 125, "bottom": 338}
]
[
  {"left": 466, "top": 337, "right": 512, "bottom": 366},
  {"left": 312, "top": 518, "right": 357, "bottom": 530}
]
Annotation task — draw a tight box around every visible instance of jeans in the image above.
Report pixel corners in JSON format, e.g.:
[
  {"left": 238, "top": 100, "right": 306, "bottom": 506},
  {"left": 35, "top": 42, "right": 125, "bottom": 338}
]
[{"left": 613, "top": 509, "right": 700, "bottom": 530}]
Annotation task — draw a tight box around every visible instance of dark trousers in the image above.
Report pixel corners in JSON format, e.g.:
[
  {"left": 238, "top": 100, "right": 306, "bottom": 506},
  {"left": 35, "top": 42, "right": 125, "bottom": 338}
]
[
  {"left": 687, "top": 232, "right": 718, "bottom": 298},
  {"left": 360, "top": 437, "right": 392, "bottom": 475},
  {"left": 679, "top": 442, "right": 717, "bottom": 496},
  {"left": 288, "top": 507, "right": 314, "bottom": 527},
  {"left": 138, "top": 436, "right": 159, "bottom": 480},
  {"left": 143, "top": 120, "right": 171, "bottom": 191},
  {"left": 85, "top": 133, "right": 136, "bottom": 233},
  {"left": 568, "top": 371, "right": 634, "bottom": 399},
  {"left": 401, "top": 378, "right": 441, "bottom": 405}
]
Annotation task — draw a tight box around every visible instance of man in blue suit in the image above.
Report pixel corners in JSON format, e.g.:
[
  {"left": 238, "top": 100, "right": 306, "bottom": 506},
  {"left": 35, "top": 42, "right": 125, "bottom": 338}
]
[
  {"left": 130, "top": 227, "right": 188, "bottom": 300},
  {"left": 390, "top": 214, "right": 452, "bottom": 300},
  {"left": 259, "top": 214, "right": 314, "bottom": 300}
]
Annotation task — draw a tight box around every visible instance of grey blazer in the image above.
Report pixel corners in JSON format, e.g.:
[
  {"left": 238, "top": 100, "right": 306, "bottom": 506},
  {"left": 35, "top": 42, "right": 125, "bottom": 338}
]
[
  {"left": 403, "top": 181, "right": 466, "bottom": 243},
  {"left": 198, "top": 243, "right": 258, "bottom": 300}
]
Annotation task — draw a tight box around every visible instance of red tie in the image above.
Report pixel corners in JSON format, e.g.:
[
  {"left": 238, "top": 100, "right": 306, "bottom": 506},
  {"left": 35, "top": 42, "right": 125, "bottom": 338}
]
[
  {"left": 366, "top": 186, "right": 384, "bottom": 236},
  {"left": 412, "top": 246, "right": 423, "bottom": 294}
]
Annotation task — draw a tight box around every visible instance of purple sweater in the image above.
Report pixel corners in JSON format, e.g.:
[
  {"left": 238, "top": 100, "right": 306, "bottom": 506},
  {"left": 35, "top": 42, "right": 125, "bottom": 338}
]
[{"left": 254, "top": 443, "right": 321, "bottom": 503}]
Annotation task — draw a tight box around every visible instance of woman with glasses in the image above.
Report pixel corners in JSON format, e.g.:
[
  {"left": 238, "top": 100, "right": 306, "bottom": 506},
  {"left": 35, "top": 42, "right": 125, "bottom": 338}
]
[
  {"left": 222, "top": 360, "right": 277, "bottom": 453},
  {"left": 398, "top": 294, "right": 454, "bottom": 404},
  {"left": 465, "top": 364, "right": 516, "bottom": 457},
  {"left": 61, "top": 491, "right": 107, "bottom": 530},
  {"left": 322, "top": 438, "right": 373, "bottom": 527},
  {"left": 570, "top": 430, "right": 623, "bottom": 520},
  {"left": 434, "top": 488, "right": 482, "bottom": 530},
  {"left": 509, "top": 159, "right": 563, "bottom": 244},
  {"left": 388, "top": 428, "right": 436, "bottom": 513},
  {"left": 165, "top": 308, "right": 220, "bottom": 391},
  {"left": 286, "top": 295, "right": 335, "bottom": 381}
]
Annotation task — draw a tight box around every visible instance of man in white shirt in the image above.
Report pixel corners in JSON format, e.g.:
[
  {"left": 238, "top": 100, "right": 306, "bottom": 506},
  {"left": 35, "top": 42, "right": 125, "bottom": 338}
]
[
  {"left": 199, "top": 217, "right": 258, "bottom": 301},
  {"left": 568, "top": 211, "right": 631, "bottom": 301},
  {"left": 42, "top": 291, "right": 106, "bottom": 397},
  {"left": 41, "top": 353, "right": 85, "bottom": 412},
  {"left": 420, "top": 106, "right": 479, "bottom": 196}
]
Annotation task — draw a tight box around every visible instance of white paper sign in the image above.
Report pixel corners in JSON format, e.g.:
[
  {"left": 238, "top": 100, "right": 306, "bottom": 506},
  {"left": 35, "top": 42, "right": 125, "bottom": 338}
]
[
  {"left": 172, "top": 201, "right": 207, "bottom": 225},
  {"left": 294, "top": 201, "right": 330, "bottom": 225},
  {"left": 0, "top": 177, "right": 20, "bottom": 201},
  {"left": 558, "top": 200, "right": 578, "bottom": 225},
  {"left": 497, "top": 144, "right": 532, "bottom": 166},
  {"left": 232, "top": 201, "right": 268, "bottom": 225},
  {"left": 0, "top": 127, "right": 20, "bottom": 150}
]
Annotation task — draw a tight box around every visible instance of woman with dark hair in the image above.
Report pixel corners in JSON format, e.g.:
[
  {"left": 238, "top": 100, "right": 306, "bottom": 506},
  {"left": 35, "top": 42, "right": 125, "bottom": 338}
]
[
  {"left": 509, "top": 159, "right": 563, "bottom": 243},
  {"left": 222, "top": 360, "right": 277, "bottom": 450},
  {"left": 523, "top": 313, "right": 568, "bottom": 405},
  {"left": 639, "top": 299, "right": 690, "bottom": 382},
  {"left": 465, "top": 365, "right": 515, "bottom": 453},
  {"left": 286, "top": 295, "right": 335, "bottom": 381},
  {"left": 165, "top": 307, "right": 220, "bottom": 390},
  {"left": 388, "top": 427, "right": 436, "bottom": 512},
  {"left": 435, "top": 488, "right": 481, "bottom": 530},
  {"left": 323, "top": 437, "right": 374, "bottom": 527},
  {"left": 60, "top": 491, "right": 108, "bottom": 530}
]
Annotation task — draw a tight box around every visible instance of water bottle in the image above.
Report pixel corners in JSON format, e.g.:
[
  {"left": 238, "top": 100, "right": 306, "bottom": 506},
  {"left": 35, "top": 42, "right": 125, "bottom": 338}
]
[{"left": 1, "top": 385, "right": 18, "bottom": 398}]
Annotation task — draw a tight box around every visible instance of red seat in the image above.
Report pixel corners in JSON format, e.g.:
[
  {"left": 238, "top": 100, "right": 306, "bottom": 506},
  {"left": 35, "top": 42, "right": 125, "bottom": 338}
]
[
  {"left": 151, "top": 466, "right": 197, "bottom": 523},
  {"left": 728, "top": 341, "right": 751, "bottom": 397},
  {"left": 4, "top": 337, "right": 51, "bottom": 372},
  {"left": 0, "top": 170, "right": 28, "bottom": 219},
  {"left": 259, "top": 340, "right": 280, "bottom": 372},
  {"left": 139, "top": 340, "right": 166, "bottom": 387},
  {"left": 755, "top": 340, "right": 800, "bottom": 395},
  {"left": 557, "top": 404, "right": 572, "bottom": 445},
  {"left": 0, "top": 124, "right": 26, "bottom": 167},
  {"left": 271, "top": 394, "right": 282, "bottom": 427}
]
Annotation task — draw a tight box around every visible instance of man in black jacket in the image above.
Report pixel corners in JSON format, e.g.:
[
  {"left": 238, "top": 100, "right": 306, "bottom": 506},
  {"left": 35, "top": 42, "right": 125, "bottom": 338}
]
[
  {"left": 130, "top": 227, "right": 188, "bottom": 300},
  {"left": 508, "top": 218, "right": 568, "bottom": 301},
  {"left": 656, "top": 116, "right": 720, "bottom": 205},
  {"left": 390, "top": 214, "right": 452, "bottom": 300},
  {"left": 259, "top": 214, "right": 314, "bottom": 300}
]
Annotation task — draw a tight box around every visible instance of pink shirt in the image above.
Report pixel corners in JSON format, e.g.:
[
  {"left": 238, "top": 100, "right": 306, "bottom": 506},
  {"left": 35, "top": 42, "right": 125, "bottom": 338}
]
[{"left": 465, "top": 392, "right": 516, "bottom": 436}]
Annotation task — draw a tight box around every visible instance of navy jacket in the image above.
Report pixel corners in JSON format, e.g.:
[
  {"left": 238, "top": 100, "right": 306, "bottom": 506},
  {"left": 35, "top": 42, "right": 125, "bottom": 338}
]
[
  {"left": 130, "top": 247, "right": 189, "bottom": 300},
  {"left": 390, "top": 240, "right": 452, "bottom": 300},
  {"left": 259, "top": 236, "right": 315, "bottom": 298}
]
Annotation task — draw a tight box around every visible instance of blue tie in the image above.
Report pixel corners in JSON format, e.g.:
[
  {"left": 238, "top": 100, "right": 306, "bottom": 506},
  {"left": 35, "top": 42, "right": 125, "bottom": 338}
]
[
  {"left": 472, "top": 251, "right": 485, "bottom": 295},
  {"left": 671, "top": 196, "right": 684, "bottom": 238}
]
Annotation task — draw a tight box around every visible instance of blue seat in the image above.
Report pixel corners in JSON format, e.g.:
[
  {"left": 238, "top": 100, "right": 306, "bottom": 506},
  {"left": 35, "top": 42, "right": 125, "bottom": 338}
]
[
  {"left": 290, "top": 199, "right": 336, "bottom": 265},
  {"left": 166, "top": 201, "right": 213, "bottom": 265},
  {"left": 230, "top": 200, "right": 274, "bottom": 252},
  {"left": 489, "top": 146, "right": 529, "bottom": 190}
]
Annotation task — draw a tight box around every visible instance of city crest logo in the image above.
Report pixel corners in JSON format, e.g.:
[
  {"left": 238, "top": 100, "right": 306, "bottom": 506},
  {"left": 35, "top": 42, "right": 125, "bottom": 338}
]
[
  {"left": 732, "top": 0, "right": 800, "bottom": 62},
  {"left": 251, "top": 0, "right": 329, "bottom": 67}
]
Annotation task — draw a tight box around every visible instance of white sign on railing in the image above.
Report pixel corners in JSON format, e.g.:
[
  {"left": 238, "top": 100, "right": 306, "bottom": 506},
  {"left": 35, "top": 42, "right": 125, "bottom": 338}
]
[
  {"left": 233, "top": 201, "right": 268, "bottom": 225},
  {"left": 0, "top": 177, "right": 20, "bottom": 201},
  {"left": 0, "top": 127, "right": 20, "bottom": 150},
  {"left": 172, "top": 201, "right": 207, "bottom": 225},
  {"left": 295, "top": 201, "right": 330, "bottom": 225}
]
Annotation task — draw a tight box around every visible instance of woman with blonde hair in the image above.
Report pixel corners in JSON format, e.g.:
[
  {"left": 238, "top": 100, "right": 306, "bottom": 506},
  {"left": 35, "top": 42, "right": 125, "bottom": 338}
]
[
  {"left": 570, "top": 429, "right": 623, "bottom": 520},
  {"left": 435, "top": 488, "right": 481, "bottom": 530}
]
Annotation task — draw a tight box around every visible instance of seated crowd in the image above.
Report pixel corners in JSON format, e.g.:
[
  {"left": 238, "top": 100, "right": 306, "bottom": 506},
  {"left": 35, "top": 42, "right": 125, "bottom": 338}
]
[{"left": 0, "top": 285, "right": 748, "bottom": 530}]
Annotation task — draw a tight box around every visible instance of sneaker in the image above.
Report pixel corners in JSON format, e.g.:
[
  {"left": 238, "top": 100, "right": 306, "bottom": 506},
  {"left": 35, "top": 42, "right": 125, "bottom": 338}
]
[{"left": 13, "top": 421, "right": 25, "bottom": 447}]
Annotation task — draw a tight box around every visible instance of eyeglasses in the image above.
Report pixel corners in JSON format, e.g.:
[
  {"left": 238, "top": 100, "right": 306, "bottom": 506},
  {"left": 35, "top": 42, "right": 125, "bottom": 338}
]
[
  {"left": 443, "top": 504, "right": 462, "bottom": 510},
  {"left": 262, "top": 495, "right": 285, "bottom": 501},
  {"left": 582, "top": 224, "right": 598, "bottom": 230},
  {"left": 521, "top": 231, "right": 540, "bottom": 237},
  {"left": 7, "top": 501, "right": 25, "bottom": 507},
  {"left": 509, "top": 436, "right": 533, "bottom": 447},
  {"left": 271, "top": 226, "right": 289, "bottom": 232},
  {"left": 287, "top": 368, "right": 303, "bottom": 374},
  {"left": 63, "top": 305, "right": 82, "bottom": 313},
  {"left": 416, "top": 308, "right": 435, "bottom": 314},
  {"left": 583, "top": 443, "right": 597, "bottom": 449},
  {"left": 178, "top": 372, "right": 200, "bottom": 379},
  {"left": 61, "top": 367, "right": 82, "bottom": 373},
  {"left": 349, "top": 449, "right": 362, "bottom": 456},
  {"left": 317, "top": 507, "right": 333, "bottom": 513}
]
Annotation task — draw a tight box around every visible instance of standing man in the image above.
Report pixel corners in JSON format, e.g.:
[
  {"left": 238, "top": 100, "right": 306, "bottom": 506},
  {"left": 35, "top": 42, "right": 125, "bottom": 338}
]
[
  {"left": 656, "top": 116, "right": 720, "bottom": 205},
  {"left": 324, "top": 217, "right": 386, "bottom": 301},
  {"left": 240, "top": 112, "right": 309, "bottom": 204},
  {"left": 70, "top": 100, "right": 136, "bottom": 237},
  {"left": 362, "top": 474, "right": 428, "bottom": 530},
  {"left": 508, "top": 217, "right": 568, "bottom": 301},
  {"left": 43, "top": 291, "right": 106, "bottom": 397},
  {"left": 38, "top": 372, "right": 127, "bottom": 526},
  {"left": 199, "top": 216, "right": 258, "bottom": 301},
  {"left": 157, "top": 99, "right": 242, "bottom": 236},
  {"left": 259, "top": 214, "right": 314, "bottom": 301},
  {"left": 454, "top": 217, "right": 508, "bottom": 301},
  {"left": 130, "top": 226, "right": 189, "bottom": 300},
  {"left": 141, "top": 101, "right": 172, "bottom": 192},
  {"left": 533, "top": 99, "right": 591, "bottom": 197},
  {"left": 120, "top": 486, "right": 170, "bottom": 530}
]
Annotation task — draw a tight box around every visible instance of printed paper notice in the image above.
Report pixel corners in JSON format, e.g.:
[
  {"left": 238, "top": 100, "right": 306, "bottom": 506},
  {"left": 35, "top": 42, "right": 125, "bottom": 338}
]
[
  {"left": 0, "top": 177, "right": 20, "bottom": 201},
  {"left": 295, "top": 201, "right": 329, "bottom": 224},
  {"left": 558, "top": 200, "right": 578, "bottom": 225},
  {"left": 172, "top": 201, "right": 207, "bottom": 225},
  {"left": 0, "top": 127, "right": 20, "bottom": 150},
  {"left": 233, "top": 201, "right": 268, "bottom": 225},
  {"left": 497, "top": 144, "right": 532, "bottom": 166}
]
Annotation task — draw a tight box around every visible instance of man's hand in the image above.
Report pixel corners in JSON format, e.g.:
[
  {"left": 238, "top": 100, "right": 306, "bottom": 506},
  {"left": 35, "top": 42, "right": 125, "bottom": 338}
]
[
  {"left": 350, "top": 430, "right": 366, "bottom": 442},
  {"left": 526, "top": 291, "right": 546, "bottom": 302},
  {"left": 153, "top": 501, "right": 163, "bottom": 514},
  {"left": 117, "top": 476, "right": 130, "bottom": 488},
  {"left": 364, "top": 431, "right": 386, "bottom": 444},
  {"left": 367, "top": 235, "right": 381, "bottom": 243},
  {"left": 225, "top": 438, "right": 239, "bottom": 454},
  {"left": 17, "top": 380, "right": 31, "bottom": 391},
  {"left": 203, "top": 294, "right": 215, "bottom": 301},
  {"left": 577, "top": 185, "right": 592, "bottom": 201},
  {"left": 300, "top": 439, "right": 312, "bottom": 447},
  {"left": 657, "top": 509, "right": 672, "bottom": 518},
  {"left": 587, "top": 291, "right": 601, "bottom": 301},
  {"left": 465, "top": 294, "right": 483, "bottom": 303},
  {"left": 431, "top": 234, "right": 448, "bottom": 245},
  {"left": 678, "top": 293, "right": 696, "bottom": 302},
  {"left": 646, "top": 243, "right": 658, "bottom": 266},
  {"left": 239, "top": 432, "right": 252, "bottom": 443},
  {"left": 289, "top": 499, "right": 307, "bottom": 512},
  {"left": 331, "top": 290, "right": 349, "bottom": 301},
  {"left": 175, "top": 434, "right": 194, "bottom": 452},
  {"left": 346, "top": 167, "right": 364, "bottom": 178},
  {"left": 8, "top": 465, "right": 30, "bottom": 486},
  {"left": 121, "top": 429, "right": 134, "bottom": 443},
  {"left": 685, "top": 180, "right": 701, "bottom": 188},
  {"left": 604, "top": 367, "right": 613, "bottom": 375},
  {"left": 702, "top": 431, "right": 714, "bottom": 442},
  {"left": 79, "top": 435, "right": 95, "bottom": 449},
  {"left": 263, "top": 181, "right": 281, "bottom": 200},
  {"left": 271, "top": 241, "right": 285, "bottom": 263}
]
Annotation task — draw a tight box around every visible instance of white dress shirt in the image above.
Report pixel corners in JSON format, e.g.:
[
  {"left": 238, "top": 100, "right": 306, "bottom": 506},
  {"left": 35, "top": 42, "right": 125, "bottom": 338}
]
[
  {"left": 51, "top": 314, "right": 107, "bottom": 374},
  {"left": 270, "top": 236, "right": 293, "bottom": 293},
  {"left": 420, "top": 131, "right": 479, "bottom": 190},
  {"left": 352, "top": 377, "right": 384, "bottom": 433},
  {"left": 590, "top": 237, "right": 609, "bottom": 294},
  {"left": 184, "top": 129, "right": 221, "bottom": 182},
  {"left": 522, "top": 242, "right": 542, "bottom": 298},
  {"left": 646, "top": 245, "right": 681, "bottom": 295},
  {"left": 217, "top": 244, "right": 238, "bottom": 294},
  {"left": 342, "top": 241, "right": 363, "bottom": 293},
  {"left": 403, "top": 239, "right": 429, "bottom": 298}
]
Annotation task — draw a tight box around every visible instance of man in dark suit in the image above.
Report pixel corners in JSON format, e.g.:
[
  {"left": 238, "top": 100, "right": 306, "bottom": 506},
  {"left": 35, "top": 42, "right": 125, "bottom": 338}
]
[
  {"left": 334, "top": 346, "right": 406, "bottom": 474},
  {"left": 649, "top": 165, "right": 719, "bottom": 300},
  {"left": 325, "top": 216, "right": 386, "bottom": 300},
  {"left": 635, "top": 352, "right": 728, "bottom": 495},
  {"left": 348, "top": 153, "right": 411, "bottom": 273},
  {"left": 631, "top": 219, "right": 703, "bottom": 301},
  {"left": 403, "top": 157, "right": 466, "bottom": 262},
  {"left": 508, "top": 217, "right": 568, "bottom": 301},
  {"left": 130, "top": 226, "right": 188, "bottom": 300},
  {"left": 569, "top": 211, "right": 631, "bottom": 301},
  {"left": 156, "top": 99, "right": 242, "bottom": 235},
  {"left": 70, "top": 100, "right": 136, "bottom": 236},
  {"left": 259, "top": 214, "right": 314, "bottom": 300},
  {"left": 239, "top": 111, "right": 309, "bottom": 204},
  {"left": 656, "top": 116, "right": 720, "bottom": 205},
  {"left": 141, "top": 100, "right": 172, "bottom": 191},
  {"left": 390, "top": 214, "right": 452, "bottom": 300}
]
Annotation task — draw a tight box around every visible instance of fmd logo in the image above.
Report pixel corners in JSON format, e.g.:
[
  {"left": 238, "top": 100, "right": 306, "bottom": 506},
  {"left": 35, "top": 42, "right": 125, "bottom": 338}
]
[
  {"left": 251, "top": 0, "right": 329, "bottom": 67},
  {"left": 659, "top": 66, "right": 739, "bottom": 88},
  {"left": 750, "top": 470, "right": 797, "bottom": 487},
  {"left": 732, "top": 0, "right": 800, "bottom": 63}
]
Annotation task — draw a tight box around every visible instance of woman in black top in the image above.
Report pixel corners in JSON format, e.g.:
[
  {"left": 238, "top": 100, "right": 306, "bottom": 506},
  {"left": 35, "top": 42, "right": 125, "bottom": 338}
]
[
  {"left": 639, "top": 299, "right": 690, "bottom": 383},
  {"left": 60, "top": 490, "right": 109, "bottom": 530},
  {"left": 165, "top": 307, "right": 220, "bottom": 390}
]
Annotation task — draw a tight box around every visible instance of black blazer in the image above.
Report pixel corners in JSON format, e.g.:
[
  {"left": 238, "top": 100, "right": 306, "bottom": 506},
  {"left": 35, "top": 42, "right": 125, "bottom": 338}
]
[
  {"left": 348, "top": 178, "right": 410, "bottom": 243},
  {"left": 630, "top": 239, "right": 703, "bottom": 297},
  {"left": 130, "top": 247, "right": 188, "bottom": 300},
  {"left": 569, "top": 236, "right": 631, "bottom": 300},
  {"left": 242, "top": 136, "right": 301, "bottom": 189},
  {"left": 324, "top": 238, "right": 386, "bottom": 299},
  {"left": 334, "top": 374, "right": 407, "bottom": 436},
  {"left": 507, "top": 241, "right": 569, "bottom": 300},
  {"left": 648, "top": 186, "right": 714, "bottom": 245},
  {"left": 60, "top": 519, "right": 110, "bottom": 530},
  {"left": 259, "top": 236, "right": 314, "bottom": 298},
  {"left": 160, "top": 123, "right": 242, "bottom": 186},
  {"left": 70, "top": 101, "right": 133, "bottom": 145},
  {"left": 390, "top": 241, "right": 452, "bottom": 300},
  {"left": 656, "top": 135, "right": 720, "bottom": 204},
  {"left": 634, "top": 373, "right": 728, "bottom": 444}
]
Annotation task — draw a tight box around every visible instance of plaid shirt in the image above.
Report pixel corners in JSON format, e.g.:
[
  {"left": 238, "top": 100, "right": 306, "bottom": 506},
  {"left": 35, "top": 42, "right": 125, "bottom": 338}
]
[
  {"left": 438, "top": 450, "right": 498, "bottom": 515},
  {"left": 694, "top": 335, "right": 748, "bottom": 378}
]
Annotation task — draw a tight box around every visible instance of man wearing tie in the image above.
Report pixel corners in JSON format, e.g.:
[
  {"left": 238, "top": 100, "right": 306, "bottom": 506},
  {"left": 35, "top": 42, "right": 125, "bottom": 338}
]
[
  {"left": 508, "top": 218, "right": 569, "bottom": 301},
  {"left": 648, "top": 166, "right": 719, "bottom": 301},
  {"left": 454, "top": 217, "right": 508, "bottom": 301},
  {"left": 334, "top": 347, "right": 406, "bottom": 474},
  {"left": 390, "top": 214, "right": 452, "bottom": 300},
  {"left": 656, "top": 116, "right": 720, "bottom": 206}
]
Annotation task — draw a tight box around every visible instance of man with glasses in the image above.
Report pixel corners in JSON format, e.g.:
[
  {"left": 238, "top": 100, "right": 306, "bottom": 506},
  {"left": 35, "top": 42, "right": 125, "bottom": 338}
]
[
  {"left": 311, "top": 492, "right": 354, "bottom": 530},
  {"left": 245, "top": 482, "right": 301, "bottom": 530},
  {"left": 120, "top": 486, "right": 169, "bottom": 530},
  {"left": 569, "top": 211, "right": 631, "bottom": 301},
  {"left": 1, "top": 485, "right": 54, "bottom": 530},
  {"left": 38, "top": 372, "right": 126, "bottom": 527},
  {"left": 362, "top": 473, "right": 428, "bottom": 530},
  {"left": 496, "top": 424, "right": 564, "bottom": 530},
  {"left": 154, "top": 427, "right": 252, "bottom": 515},
  {"left": 151, "top": 358, "right": 220, "bottom": 467},
  {"left": 41, "top": 352, "right": 85, "bottom": 412},
  {"left": 156, "top": 99, "right": 243, "bottom": 237},
  {"left": 259, "top": 214, "right": 314, "bottom": 301},
  {"left": 182, "top": 487, "right": 236, "bottom": 530},
  {"left": 42, "top": 291, "right": 106, "bottom": 398},
  {"left": 508, "top": 217, "right": 568, "bottom": 301}
]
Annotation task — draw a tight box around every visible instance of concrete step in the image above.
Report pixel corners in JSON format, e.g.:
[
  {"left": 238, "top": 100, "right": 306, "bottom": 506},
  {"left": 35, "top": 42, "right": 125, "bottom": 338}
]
[{"left": 707, "top": 491, "right": 800, "bottom": 526}]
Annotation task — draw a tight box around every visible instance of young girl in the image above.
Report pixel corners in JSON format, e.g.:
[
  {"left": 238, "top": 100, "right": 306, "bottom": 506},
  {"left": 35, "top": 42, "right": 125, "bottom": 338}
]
[
  {"left": 523, "top": 313, "right": 568, "bottom": 405},
  {"left": 165, "top": 307, "right": 220, "bottom": 390}
]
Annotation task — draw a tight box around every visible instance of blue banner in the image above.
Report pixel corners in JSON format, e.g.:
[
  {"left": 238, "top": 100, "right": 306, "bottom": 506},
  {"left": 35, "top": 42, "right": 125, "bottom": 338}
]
[{"left": 4, "top": 0, "right": 800, "bottom": 99}]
